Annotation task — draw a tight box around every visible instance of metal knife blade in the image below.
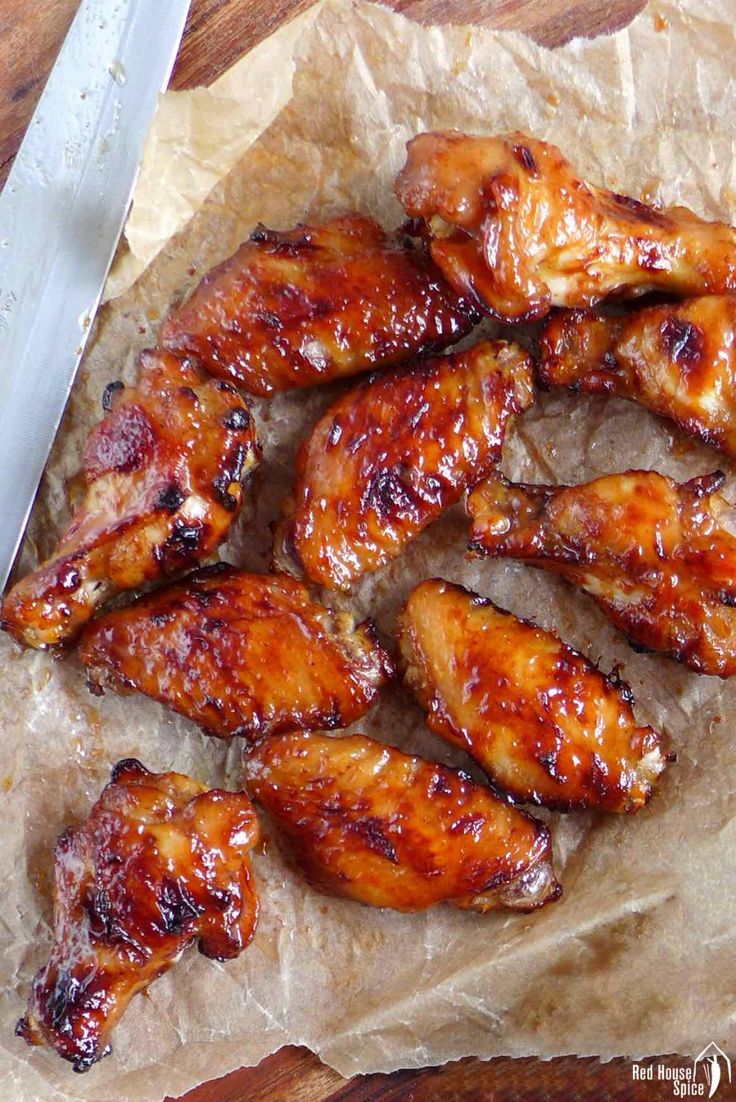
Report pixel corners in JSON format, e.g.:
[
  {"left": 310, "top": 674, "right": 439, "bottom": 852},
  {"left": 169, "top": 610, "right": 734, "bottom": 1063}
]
[{"left": 0, "top": 0, "right": 191, "bottom": 592}]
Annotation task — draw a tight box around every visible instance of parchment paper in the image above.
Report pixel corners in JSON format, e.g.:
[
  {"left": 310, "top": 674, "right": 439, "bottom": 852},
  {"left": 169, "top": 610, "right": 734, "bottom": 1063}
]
[{"left": 2, "top": 2, "right": 736, "bottom": 1099}]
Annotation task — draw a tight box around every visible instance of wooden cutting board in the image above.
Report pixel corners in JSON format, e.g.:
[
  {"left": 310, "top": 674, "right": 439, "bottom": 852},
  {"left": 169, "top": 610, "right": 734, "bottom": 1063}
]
[{"left": 0, "top": 2, "right": 695, "bottom": 1100}]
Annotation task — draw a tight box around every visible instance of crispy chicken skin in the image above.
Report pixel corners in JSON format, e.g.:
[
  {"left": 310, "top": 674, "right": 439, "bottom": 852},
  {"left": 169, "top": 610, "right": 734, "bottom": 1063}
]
[
  {"left": 397, "top": 579, "right": 666, "bottom": 811},
  {"left": 275, "top": 340, "right": 535, "bottom": 590},
  {"left": 160, "top": 213, "right": 478, "bottom": 396},
  {"left": 468, "top": 469, "right": 736, "bottom": 677},
  {"left": 1, "top": 350, "right": 260, "bottom": 649},
  {"left": 245, "top": 731, "right": 560, "bottom": 913},
  {"left": 80, "top": 564, "right": 393, "bottom": 739},
  {"left": 540, "top": 296, "right": 736, "bottom": 457},
  {"left": 395, "top": 131, "right": 736, "bottom": 323},
  {"left": 16, "top": 759, "right": 259, "bottom": 1072}
]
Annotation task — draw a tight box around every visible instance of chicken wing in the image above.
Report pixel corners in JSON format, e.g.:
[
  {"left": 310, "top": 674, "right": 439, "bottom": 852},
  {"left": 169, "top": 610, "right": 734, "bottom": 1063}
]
[
  {"left": 16, "top": 759, "right": 259, "bottom": 1072},
  {"left": 245, "top": 731, "right": 560, "bottom": 913},
  {"left": 468, "top": 469, "right": 736, "bottom": 677},
  {"left": 395, "top": 131, "right": 736, "bottom": 323},
  {"left": 160, "top": 213, "right": 478, "bottom": 396},
  {"left": 1, "top": 350, "right": 260, "bottom": 649},
  {"left": 397, "top": 579, "right": 666, "bottom": 811},
  {"left": 274, "top": 340, "right": 535, "bottom": 590},
  {"left": 540, "top": 296, "right": 736, "bottom": 457},
  {"left": 80, "top": 564, "right": 393, "bottom": 739}
]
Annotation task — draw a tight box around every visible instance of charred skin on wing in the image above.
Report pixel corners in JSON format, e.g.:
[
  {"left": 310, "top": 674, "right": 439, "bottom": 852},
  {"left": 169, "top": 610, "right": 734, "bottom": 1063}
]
[
  {"left": 468, "top": 469, "right": 736, "bottom": 677},
  {"left": 396, "top": 131, "right": 736, "bottom": 322},
  {"left": 1, "top": 350, "right": 260, "bottom": 649},
  {"left": 245, "top": 731, "right": 561, "bottom": 914},
  {"left": 80, "top": 565, "right": 394, "bottom": 740},
  {"left": 16, "top": 760, "right": 260, "bottom": 1072},
  {"left": 274, "top": 339, "right": 535, "bottom": 590},
  {"left": 539, "top": 295, "right": 736, "bottom": 457},
  {"left": 161, "top": 213, "right": 479, "bottom": 396},
  {"left": 397, "top": 578, "right": 667, "bottom": 811}
]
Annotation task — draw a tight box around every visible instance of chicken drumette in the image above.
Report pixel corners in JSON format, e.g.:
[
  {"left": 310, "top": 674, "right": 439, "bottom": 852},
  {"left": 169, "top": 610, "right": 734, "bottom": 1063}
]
[
  {"left": 245, "top": 731, "right": 560, "bottom": 913},
  {"left": 468, "top": 469, "right": 736, "bottom": 677},
  {"left": 2, "top": 350, "right": 260, "bottom": 648},
  {"left": 160, "top": 213, "right": 477, "bottom": 396},
  {"left": 16, "top": 759, "right": 260, "bottom": 1072},
  {"left": 396, "top": 131, "right": 736, "bottom": 323},
  {"left": 397, "top": 579, "right": 666, "bottom": 811},
  {"left": 275, "top": 340, "right": 535, "bottom": 590},
  {"left": 80, "top": 565, "right": 393, "bottom": 739},
  {"left": 539, "top": 295, "right": 736, "bottom": 457}
]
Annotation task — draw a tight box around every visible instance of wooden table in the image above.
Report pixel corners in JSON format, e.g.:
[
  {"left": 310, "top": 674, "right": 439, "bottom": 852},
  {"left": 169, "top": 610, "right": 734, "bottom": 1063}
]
[{"left": 1, "top": 1, "right": 693, "bottom": 1100}]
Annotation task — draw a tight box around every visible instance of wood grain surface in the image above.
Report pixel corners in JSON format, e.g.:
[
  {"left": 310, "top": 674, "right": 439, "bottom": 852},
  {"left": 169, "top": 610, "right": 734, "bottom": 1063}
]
[
  {"left": 170, "top": 1045, "right": 701, "bottom": 1102},
  {"left": 1, "top": 2, "right": 701, "bottom": 1101}
]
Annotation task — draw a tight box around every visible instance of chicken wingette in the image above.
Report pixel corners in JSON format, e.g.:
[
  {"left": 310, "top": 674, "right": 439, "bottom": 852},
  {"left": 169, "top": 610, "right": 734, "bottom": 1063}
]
[
  {"left": 17, "top": 759, "right": 260, "bottom": 1072},
  {"left": 540, "top": 295, "right": 736, "bottom": 457},
  {"left": 395, "top": 131, "right": 736, "bottom": 323},
  {"left": 245, "top": 731, "right": 561, "bottom": 913},
  {"left": 80, "top": 565, "right": 393, "bottom": 739},
  {"left": 275, "top": 340, "right": 535, "bottom": 590},
  {"left": 2, "top": 350, "right": 259, "bottom": 649},
  {"left": 160, "top": 213, "right": 477, "bottom": 396},
  {"left": 468, "top": 469, "right": 736, "bottom": 677},
  {"left": 397, "top": 579, "right": 666, "bottom": 811}
]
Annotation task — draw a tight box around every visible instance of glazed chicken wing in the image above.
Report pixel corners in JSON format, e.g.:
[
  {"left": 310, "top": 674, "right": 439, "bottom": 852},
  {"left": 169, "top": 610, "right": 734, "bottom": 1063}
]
[
  {"left": 245, "top": 731, "right": 560, "bottom": 913},
  {"left": 395, "top": 131, "right": 736, "bottom": 323},
  {"left": 275, "top": 340, "right": 535, "bottom": 590},
  {"left": 540, "top": 295, "right": 736, "bottom": 457},
  {"left": 468, "top": 469, "right": 736, "bottom": 677},
  {"left": 16, "top": 759, "right": 259, "bottom": 1072},
  {"left": 80, "top": 564, "right": 393, "bottom": 739},
  {"left": 397, "top": 579, "right": 666, "bottom": 811},
  {"left": 160, "top": 213, "right": 477, "bottom": 396},
  {"left": 1, "top": 350, "right": 260, "bottom": 649}
]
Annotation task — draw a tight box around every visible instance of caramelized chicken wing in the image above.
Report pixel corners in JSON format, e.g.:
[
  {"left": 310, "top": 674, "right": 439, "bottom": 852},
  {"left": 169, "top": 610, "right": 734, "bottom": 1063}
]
[
  {"left": 1, "top": 350, "right": 260, "bottom": 649},
  {"left": 397, "top": 579, "right": 666, "bottom": 811},
  {"left": 245, "top": 731, "right": 560, "bottom": 913},
  {"left": 80, "top": 564, "right": 393, "bottom": 739},
  {"left": 468, "top": 469, "right": 736, "bottom": 677},
  {"left": 396, "top": 131, "right": 736, "bottom": 323},
  {"left": 540, "top": 296, "right": 736, "bottom": 456},
  {"left": 16, "top": 759, "right": 259, "bottom": 1072},
  {"left": 160, "top": 213, "right": 477, "bottom": 396},
  {"left": 275, "top": 340, "right": 535, "bottom": 590}
]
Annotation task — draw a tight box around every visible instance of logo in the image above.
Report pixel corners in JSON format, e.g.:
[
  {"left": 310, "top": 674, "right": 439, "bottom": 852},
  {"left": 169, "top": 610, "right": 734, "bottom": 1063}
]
[
  {"left": 631, "top": 1044, "right": 732, "bottom": 1097},
  {"left": 694, "top": 1042, "right": 732, "bottom": 1099}
]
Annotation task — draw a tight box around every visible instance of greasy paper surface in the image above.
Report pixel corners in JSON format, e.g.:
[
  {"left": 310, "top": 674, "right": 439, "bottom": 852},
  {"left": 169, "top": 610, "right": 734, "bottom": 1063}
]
[
  {"left": 103, "top": 5, "right": 320, "bottom": 302},
  {"left": 2, "top": 1, "right": 736, "bottom": 1098}
]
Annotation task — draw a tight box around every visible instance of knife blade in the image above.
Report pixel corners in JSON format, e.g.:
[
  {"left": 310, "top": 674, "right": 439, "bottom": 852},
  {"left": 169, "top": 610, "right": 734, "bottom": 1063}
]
[{"left": 0, "top": 0, "right": 191, "bottom": 592}]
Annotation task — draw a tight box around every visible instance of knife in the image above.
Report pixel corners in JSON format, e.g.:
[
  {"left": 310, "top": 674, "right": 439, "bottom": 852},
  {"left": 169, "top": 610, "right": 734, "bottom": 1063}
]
[{"left": 0, "top": 0, "right": 192, "bottom": 592}]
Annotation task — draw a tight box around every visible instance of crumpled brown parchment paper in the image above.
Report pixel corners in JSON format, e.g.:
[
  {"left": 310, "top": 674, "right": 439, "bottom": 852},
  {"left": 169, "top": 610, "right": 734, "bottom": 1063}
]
[{"left": 2, "top": 1, "right": 736, "bottom": 1099}]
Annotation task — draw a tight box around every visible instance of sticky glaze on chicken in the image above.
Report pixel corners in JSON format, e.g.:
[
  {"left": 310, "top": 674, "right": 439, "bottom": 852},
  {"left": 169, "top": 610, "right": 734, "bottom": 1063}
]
[
  {"left": 397, "top": 579, "right": 666, "bottom": 811},
  {"left": 395, "top": 131, "right": 736, "bottom": 323},
  {"left": 274, "top": 340, "right": 535, "bottom": 591},
  {"left": 468, "top": 469, "right": 736, "bottom": 677},
  {"left": 540, "top": 295, "right": 736, "bottom": 457},
  {"left": 245, "top": 731, "right": 560, "bottom": 913},
  {"left": 1, "top": 350, "right": 260, "bottom": 649},
  {"left": 80, "top": 564, "right": 393, "bottom": 739},
  {"left": 16, "top": 759, "right": 259, "bottom": 1072},
  {"left": 160, "top": 213, "right": 478, "bottom": 397}
]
